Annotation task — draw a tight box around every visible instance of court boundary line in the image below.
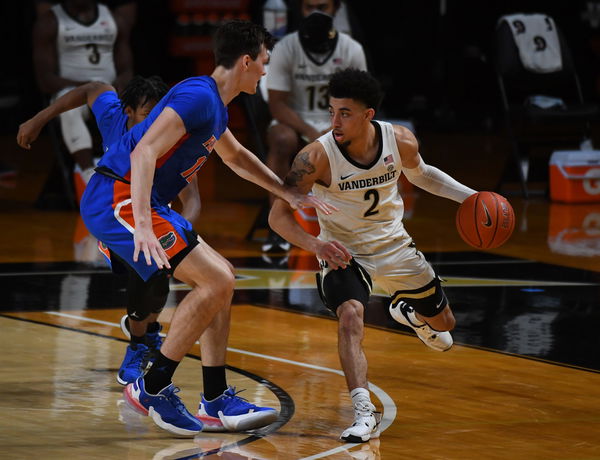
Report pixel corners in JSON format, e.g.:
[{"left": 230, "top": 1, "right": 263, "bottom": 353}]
[
  {"left": 44, "top": 312, "right": 397, "bottom": 458},
  {"left": 0, "top": 313, "right": 294, "bottom": 458},
  {"left": 3, "top": 312, "right": 395, "bottom": 458}
]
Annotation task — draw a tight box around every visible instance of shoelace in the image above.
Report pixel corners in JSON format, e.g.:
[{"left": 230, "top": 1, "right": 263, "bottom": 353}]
[
  {"left": 354, "top": 400, "right": 376, "bottom": 418},
  {"left": 162, "top": 386, "right": 188, "bottom": 414},
  {"left": 222, "top": 387, "right": 258, "bottom": 409},
  {"left": 223, "top": 387, "right": 248, "bottom": 400}
]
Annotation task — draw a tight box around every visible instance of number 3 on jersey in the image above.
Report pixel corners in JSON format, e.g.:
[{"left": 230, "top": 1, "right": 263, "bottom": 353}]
[
  {"left": 364, "top": 189, "right": 379, "bottom": 217},
  {"left": 85, "top": 43, "right": 100, "bottom": 64}
]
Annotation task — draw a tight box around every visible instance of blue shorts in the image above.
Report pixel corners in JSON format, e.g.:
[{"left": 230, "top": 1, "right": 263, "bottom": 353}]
[{"left": 81, "top": 173, "right": 197, "bottom": 281}]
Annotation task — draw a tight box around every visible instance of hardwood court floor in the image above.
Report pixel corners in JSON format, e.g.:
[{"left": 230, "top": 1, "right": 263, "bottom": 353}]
[{"left": 1, "top": 131, "right": 600, "bottom": 459}]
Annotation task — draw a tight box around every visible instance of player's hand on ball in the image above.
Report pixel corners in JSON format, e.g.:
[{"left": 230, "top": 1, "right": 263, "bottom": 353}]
[{"left": 456, "top": 191, "right": 515, "bottom": 249}]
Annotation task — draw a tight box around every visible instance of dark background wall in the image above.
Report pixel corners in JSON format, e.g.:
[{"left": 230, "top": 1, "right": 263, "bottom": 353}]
[
  {"left": 349, "top": 0, "right": 600, "bottom": 129},
  {"left": 1, "top": 0, "right": 599, "bottom": 136}
]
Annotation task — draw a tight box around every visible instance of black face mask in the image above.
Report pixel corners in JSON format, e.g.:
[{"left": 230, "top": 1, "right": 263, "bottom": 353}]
[{"left": 299, "top": 11, "right": 336, "bottom": 54}]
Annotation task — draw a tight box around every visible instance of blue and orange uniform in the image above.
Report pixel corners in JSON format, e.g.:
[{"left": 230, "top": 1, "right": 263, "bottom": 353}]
[
  {"left": 91, "top": 89, "right": 130, "bottom": 151},
  {"left": 81, "top": 76, "right": 228, "bottom": 281},
  {"left": 73, "top": 88, "right": 128, "bottom": 256}
]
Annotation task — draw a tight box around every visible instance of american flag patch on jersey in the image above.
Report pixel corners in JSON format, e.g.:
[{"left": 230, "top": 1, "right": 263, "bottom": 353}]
[{"left": 384, "top": 154, "right": 394, "bottom": 165}]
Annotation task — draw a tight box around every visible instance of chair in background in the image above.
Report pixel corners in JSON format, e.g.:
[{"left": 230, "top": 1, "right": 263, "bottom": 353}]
[{"left": 494, "top": 13, "right": 599, "bottom": 198}]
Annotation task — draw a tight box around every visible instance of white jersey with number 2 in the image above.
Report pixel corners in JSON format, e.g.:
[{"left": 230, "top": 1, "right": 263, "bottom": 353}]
[{"left": 312, "top": 121, "right": 409, "bottom": 256}]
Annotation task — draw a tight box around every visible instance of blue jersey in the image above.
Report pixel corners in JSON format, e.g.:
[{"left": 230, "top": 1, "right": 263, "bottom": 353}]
[
  {"left": 97, "top": 76, "right": 228, "bottom": 205},
  {"left": 91, "top": 90, "right": 128, "bottom": 150}
]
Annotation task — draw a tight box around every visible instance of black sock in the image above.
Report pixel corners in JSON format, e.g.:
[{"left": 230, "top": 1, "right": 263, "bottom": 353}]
[
  {"left": 147, "top": 321, "right": 160, "bottom": 334},
  {"left": 144, "top": 351, "right": 179, "bottom": 394},
  {"left": 202, "top": 365, "right": 227, "bottom": 401},
  {"left": 130, "top": 334, "right": 145, "bottom": 349}
]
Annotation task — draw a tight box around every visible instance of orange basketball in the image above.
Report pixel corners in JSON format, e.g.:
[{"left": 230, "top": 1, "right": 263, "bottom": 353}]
[{"left": 456, "top": 191, "right": 515, "bottom": 249}]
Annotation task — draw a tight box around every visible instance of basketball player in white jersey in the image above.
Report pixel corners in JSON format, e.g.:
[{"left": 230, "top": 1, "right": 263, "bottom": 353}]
[
  {"left": 262, "top": 0, "right": 367, "bottom": 252},
  {"left": 269, "top": 69, "right": 477, "bottom": 443},
  {"left": 33, "top": 0, "right": 133, "bottom": 203}
]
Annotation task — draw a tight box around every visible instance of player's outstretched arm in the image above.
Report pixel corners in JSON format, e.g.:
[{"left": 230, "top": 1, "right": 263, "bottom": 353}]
[
  {"left": 17, "top": 81, "right": 115, "bottom": 149},
  {"left": 214, "top": 129, "right": 337, "bottom": 215},
  {"left": 268, "top": 143, "right": 351, "bottom": 270},
  {"left": 394, "top": 125, "right": 476, "bottom": 203}
]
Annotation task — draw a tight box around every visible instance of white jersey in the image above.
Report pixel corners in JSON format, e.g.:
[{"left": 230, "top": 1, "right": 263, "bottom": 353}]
[
  {"left": 267, "top": 31, "right": 367, "bottom": 132},
  {"left": 51, "top": 3, "right": 117, "bottom": 83},
  {"left": 312, "top": 121, "right": 408, "bottom": 255}
]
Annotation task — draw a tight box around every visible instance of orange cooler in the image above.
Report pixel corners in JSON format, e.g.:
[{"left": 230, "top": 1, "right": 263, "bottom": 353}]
[{"left": 549, "top": 150, "right": 600, "bottom": 203}]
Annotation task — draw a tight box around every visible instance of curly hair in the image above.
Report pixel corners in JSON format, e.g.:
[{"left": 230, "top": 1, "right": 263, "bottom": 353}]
[
  {"left": 328, "top": 68, "right": 383, "bottom": 111},
  {"left": 119, "top": 75, "right": 169, "bottom": 111}
]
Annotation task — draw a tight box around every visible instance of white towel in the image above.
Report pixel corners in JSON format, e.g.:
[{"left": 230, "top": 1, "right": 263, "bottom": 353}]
[{"left": 499, "top": 13, "right": 562, "bottom": 73}]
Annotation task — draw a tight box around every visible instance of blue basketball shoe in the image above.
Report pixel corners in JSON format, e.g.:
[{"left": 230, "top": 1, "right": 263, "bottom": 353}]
[
  {"left": 120, "top": 314, "right": 164, "bottom": 353},
  {"left": 196, "top": 386, "right": 278, "bottom": 432},
  {"left": 123, "top": 377, "right": 203, "bottom": 436},
  {"left": 117, "top": 343, "right": 150, "bottom": 386}
]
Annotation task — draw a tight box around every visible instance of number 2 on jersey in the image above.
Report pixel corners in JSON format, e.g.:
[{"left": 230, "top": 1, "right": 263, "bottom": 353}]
[{"left": 363, "top": 189, "right": 380, "bottom": 217}]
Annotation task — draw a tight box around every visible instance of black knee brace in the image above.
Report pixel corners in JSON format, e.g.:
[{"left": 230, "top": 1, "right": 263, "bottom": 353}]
[
  {"left": 390, "top": 276, "right": 447, "bottom": 318},
  {"left": 316, "top": 259, "right": 372, "bottom": 313},
  {"left": 127, "top": 270, "right": 170, "bottom": 321}
]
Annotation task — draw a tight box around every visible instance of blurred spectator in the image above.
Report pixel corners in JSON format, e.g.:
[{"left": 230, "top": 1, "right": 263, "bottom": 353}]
[
  {"left": 262, "top": 0, "right": 367, "bottom": 252},
  {"left": 32, "top": 0, "right": 134, "bottom": 204},
  {"left": 287, "top": 0, "right": 365, "bottom": 44}
]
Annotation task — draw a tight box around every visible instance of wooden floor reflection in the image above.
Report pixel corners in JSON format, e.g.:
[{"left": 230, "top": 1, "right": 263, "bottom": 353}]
[{"left": 2, "top": 299, "right": 600, "bottom": 459}]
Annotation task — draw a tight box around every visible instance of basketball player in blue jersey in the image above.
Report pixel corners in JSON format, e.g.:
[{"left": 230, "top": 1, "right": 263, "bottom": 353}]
[
  {"left": 31, "top": 20, "right": 333, "bottom": 437},
  {"left": 269, "top": 69, "right": 477, "bottom": 443},
  {"left": 18, "top": 76, "right": 202, "bottom": 389}
]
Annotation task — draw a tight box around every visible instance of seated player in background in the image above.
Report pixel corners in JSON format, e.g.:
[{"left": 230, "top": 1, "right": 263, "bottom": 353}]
[
  {"left": 32, "top": 0, "right": 134, "bottom": 203},
  {"left": 262, "top": 0, "right": 367, "bottom": 253}
]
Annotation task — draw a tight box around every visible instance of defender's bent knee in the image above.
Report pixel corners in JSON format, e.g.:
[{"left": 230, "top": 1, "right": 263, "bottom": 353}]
[
  {"left": 127, "top": 270, "right": 169, "bottom": 321},
  {"left": 217, "top": 269, "right": 236, "bottom": 298}
]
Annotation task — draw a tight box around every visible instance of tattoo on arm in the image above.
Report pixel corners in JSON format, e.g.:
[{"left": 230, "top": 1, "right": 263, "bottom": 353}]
[{"left": 285, "top": 151, "right": 315, "bottom": 186}]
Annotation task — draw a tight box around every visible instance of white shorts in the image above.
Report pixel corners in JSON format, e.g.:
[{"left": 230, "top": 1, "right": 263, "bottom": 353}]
[
  {"left": 53, "top": 86, "right": 93, "bottom": 154},
  {"left": 352, "top": 236, "right": 436, "bottom": 297}
]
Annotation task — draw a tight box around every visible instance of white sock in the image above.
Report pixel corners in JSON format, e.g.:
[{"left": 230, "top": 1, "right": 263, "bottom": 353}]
[{"left": 350, "top": 387, "right": 371, "bottom": 407}]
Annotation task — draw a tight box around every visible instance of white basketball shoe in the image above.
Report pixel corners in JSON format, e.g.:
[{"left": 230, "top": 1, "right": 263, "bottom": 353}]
[
  {"left": 389, "top": 301, "right": 453, "bottom": 351},
  {"left": 340, "top": 400, "right": 381, "bottom": 443}
]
